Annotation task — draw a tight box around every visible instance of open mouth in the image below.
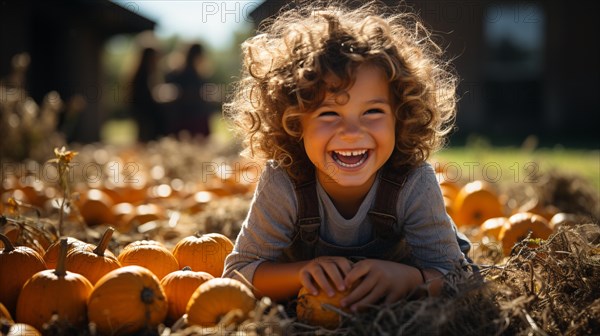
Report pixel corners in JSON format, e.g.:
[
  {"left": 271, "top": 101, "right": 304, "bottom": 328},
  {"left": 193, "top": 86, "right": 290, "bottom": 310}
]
[{"left": 331, "top": 149, "right": 369, "bottom": 168}]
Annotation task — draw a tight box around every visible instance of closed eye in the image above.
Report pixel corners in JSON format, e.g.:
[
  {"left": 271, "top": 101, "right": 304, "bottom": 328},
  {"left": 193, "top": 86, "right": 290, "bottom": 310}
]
[
  {"left": 364, "top": 108, "right": 385, "bottom": 115},
  {"left": 318, "top": 111, "right": 338, "bottom": 117}
]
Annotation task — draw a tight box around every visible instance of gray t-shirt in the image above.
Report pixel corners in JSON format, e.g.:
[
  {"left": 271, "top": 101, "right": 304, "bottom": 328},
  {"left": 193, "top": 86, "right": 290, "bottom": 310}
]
[{"left": 223, "top": 161, "right": 469, "bottom": 283}]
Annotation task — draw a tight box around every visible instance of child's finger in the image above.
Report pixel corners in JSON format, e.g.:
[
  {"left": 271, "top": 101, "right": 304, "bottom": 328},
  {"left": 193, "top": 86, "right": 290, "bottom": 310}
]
[
  {"left": 310, "top": 267, "right": 336, "bottom": 297},
  {"left": 340, "top": 275, "right": 376, "bottom": 309},
  {"left": 343, "top": 261, "right": 368, "bottom": 288},
  {"left": 322, "top": 263, "right": 346, "bottom": 292},
  {"left": 299, "top": 271, "right": 318, "bottom": 295},
  {"left": 337, "top": 258, "right": 353, "bottom": 276}
]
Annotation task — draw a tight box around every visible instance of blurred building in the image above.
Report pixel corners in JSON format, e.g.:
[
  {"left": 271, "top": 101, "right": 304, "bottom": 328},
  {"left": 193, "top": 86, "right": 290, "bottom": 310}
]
[
  {"left": 249, "top": 0, "right": 600, "bottom": 146},
  {"left": 0, "top": 0, "right": 155, "bottom": 143}
]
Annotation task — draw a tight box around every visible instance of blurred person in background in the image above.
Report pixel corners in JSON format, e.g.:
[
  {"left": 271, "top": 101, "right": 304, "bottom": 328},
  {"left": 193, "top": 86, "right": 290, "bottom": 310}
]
[
  {"left": 166, "top": 43, "right": 214, "bottom": 138},
  {"left": 129, "top": 47, "right": 165, "bottom": 142}
]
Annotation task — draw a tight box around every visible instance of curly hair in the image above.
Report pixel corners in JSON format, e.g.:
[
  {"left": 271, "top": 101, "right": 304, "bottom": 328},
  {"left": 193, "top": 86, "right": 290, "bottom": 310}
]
[{"left": 224, "top": 1, "right": 458, "bottom": 181}]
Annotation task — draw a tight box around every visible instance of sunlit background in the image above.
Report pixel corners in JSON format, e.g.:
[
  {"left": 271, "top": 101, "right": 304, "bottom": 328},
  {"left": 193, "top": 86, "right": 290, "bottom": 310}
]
[
  {"left": 0, "top": 3, "right": 599, "bottom": 334},
  {"left": 1, "top": 1, "right": 598, "bottom": 146},
  {"left": 1, "top": 0, "right": 598, "bottom": 173},
  {"left": 105, "top": 0, "right": 264, "bottom": 145},
  {"left": 121, "top": 1, "right": 259, "bottom": 48}
]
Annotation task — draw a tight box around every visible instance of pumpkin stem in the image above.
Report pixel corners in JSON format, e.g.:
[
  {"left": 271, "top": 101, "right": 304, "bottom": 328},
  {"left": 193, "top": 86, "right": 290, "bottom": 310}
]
[
  {"left": 0, "top": 233, "right": 15, "bottom": 252},
  {"left": 55, "top": 238, "right": 68, "bottom": 277},
  {"left": 93, "top": 226, "right": 115, "bottom": 257},
  {"left": 182, "top": 266, "right": 192, "bottom": 271},
  {"left": 140, "top": 287, "right": 155, "bottom": 304}
]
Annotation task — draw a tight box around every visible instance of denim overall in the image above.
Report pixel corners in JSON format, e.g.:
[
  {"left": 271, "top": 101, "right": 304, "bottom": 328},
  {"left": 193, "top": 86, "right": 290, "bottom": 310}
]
[{"left": 279, "top": 163, "right": 416, "bottom": 265}]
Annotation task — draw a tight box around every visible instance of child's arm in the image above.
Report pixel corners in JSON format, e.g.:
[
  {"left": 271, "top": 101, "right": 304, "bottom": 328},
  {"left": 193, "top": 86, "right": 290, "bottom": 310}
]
[
  {"left": 253, "top": 256, "right": 354, "bottom": 302},
  {"left": 253, "top": 261, "right": 308, "bottom": 301}
]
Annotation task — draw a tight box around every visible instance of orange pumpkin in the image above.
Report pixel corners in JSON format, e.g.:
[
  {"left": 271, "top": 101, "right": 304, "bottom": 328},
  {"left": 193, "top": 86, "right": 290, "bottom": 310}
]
[
  {"left": 452, "top": 180, "right": 504, "bottom": 227},
  {"left": 115, "top": 183, "right": 148, "bottom": 205},
  {"left": 119, "top": 204, "right": 165, "bottom": 233},
  {"left": 87, "top": 265, "right": 168, "bottom": 336},
  {"left": 6, "top": 323, "right": 42, "bottom": 336},
  {"left": 159, "top": 266, "right": 214, "bottom": 324},
  {"left": 186, "top": 277, "right": 255, "bottom": 327},
  {"left": 16, "top": 239, "right": 93, "bottom": 331},
  {"left": 110, "top": 202, "right": 135, "bottom": 232},
  {"left": 118, "top": 240, "right": 179, "bottom": 279},
  {"left": 498, "top": 212, "right": 554, "bottom": 256},
  {"left": 77, "top": 189, "right": 116, "bottom": 226},
  {"left": 172, "top": 233, "right": 234, "bottom": 277},
  {"left": 479, "top": 217, "right": 510, "bottom": 241},
  {"left": 43, "top": 236, "right": 88, "bottom": 269},
  {"left": 0, "top": 233, "right": 47, "bottom": 317},
  {"left": 65, "top": 227, "right": 122, "bottom": 284},
  {"left": 296, "top": 285, "right": 352, "bottom": 329}
]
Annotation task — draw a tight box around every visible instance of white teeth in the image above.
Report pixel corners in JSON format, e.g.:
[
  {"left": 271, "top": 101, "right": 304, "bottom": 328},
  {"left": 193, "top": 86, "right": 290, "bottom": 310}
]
[
  {"left": 331, "top": 150, "right": 368, "bottom": 168},
  {"left": 334, "top": 149, "right": 367, "bottom": 157}
]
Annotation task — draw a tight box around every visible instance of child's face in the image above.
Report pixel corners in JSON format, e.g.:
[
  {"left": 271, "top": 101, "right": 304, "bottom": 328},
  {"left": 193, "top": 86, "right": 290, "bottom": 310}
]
[{"left": 300, "top": 64, "right": 395, "bottom": 192}]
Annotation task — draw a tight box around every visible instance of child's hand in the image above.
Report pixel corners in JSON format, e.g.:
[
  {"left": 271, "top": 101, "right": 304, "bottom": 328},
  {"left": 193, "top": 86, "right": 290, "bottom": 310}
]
[
  {"left": 341, "top": 259, "right": 423, "bottom": 312},
  {"left": 299, "top": 256, "right": 354, "bottom": 297}
]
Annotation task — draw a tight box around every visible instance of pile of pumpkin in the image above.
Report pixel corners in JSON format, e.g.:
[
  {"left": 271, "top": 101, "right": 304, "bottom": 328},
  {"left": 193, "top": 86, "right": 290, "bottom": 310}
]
[
  {"left": 1, "top": 155, "right": 591, "bottom": 334},
  {"left": 0, "top": 229, "right": 256, "bottom": 335},
  {"left": 436, "top": 171, "right": 581, "bottom": 258}
]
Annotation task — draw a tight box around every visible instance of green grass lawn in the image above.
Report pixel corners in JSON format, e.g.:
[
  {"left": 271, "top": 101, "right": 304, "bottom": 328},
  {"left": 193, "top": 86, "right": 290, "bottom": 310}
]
[{"left": 431, "top": 145, "right": 600, "bottom": 195}]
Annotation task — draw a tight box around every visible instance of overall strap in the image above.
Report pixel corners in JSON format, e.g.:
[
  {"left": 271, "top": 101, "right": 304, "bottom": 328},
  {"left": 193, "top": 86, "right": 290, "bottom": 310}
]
[
  {"left": 368, "top": 164, "right": 413, "bottom": 238},
  {"left": 278, "top": 175, "right": 321, "bottom": 262},
  {"left": 294, "top": 179, "right": 321, "bottom": 244}
]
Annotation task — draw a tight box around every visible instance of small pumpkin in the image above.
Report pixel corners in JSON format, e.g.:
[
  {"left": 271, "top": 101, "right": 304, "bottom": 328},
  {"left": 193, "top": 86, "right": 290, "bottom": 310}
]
[
  {"left": 87, "top": 265, "right": 168, "bottom": 336},
  {"left": 159, "top": 266, "right": 214, "bottom": 324},
  {"left": 296, "top": 285, "right": 352, "bottom": 329},
  {"left": 172, "top": 233, "right": 234, "bottom": 277},
  {"left": 479, "top": 217, "right": 510, "bottom": 241},
  {"left": 118, "top": 240, "right": 179, "bottom": 279},
  {"left": 115, "top": 183, "right": 148, "bottom": 205},
  {"left": 43, "top": 236, "right": 88, "bottom": 269},
  {"left": 77, "top": 189, "right": 116, "bottom": 226},
  {"left": 6, "top": 323, "right": 42, "bottom": 336},
  {"left": 498, "top": 212, "right": 554, "bottom": 256},
  {"left": 110, "top": 202, "right": 135, "bottom": 232},
  {"left": 0, "top": 233, "right": 47, "bottom": 317},
  {"left": 120, "top": 204, "right": 165, "bottom": 233},
  {"left": 452, "top": 180, "right": 504, "bottom": 227},
  {"left": 16, "top": 238, "right": 93, "bottom": 331},
  {"left": 186, "top": 277, "right": 255, "bottom": 327},
  {"left": 65, "top": 227, "right": 122, "bottom": 284}
]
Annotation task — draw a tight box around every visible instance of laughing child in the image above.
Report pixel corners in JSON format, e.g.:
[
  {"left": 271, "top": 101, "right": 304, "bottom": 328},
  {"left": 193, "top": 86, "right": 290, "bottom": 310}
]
[{"left": 222, "top": 1, "right": 472, "bottom": 312}]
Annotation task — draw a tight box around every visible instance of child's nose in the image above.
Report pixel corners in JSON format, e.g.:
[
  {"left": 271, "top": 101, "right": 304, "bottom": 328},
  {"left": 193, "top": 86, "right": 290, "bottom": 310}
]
[{"left": 338, "top": 118, "right": 363, "bottom": 141}]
